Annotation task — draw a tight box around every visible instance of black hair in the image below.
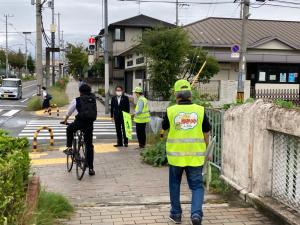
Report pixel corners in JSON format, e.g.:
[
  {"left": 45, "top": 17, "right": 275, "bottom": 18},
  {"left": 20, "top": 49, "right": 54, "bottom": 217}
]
[
  {"left": 115, "top": 85, "right": 123, "bottom": 90},
  {"left": 79, "top": 84, "right": 91, "bottom": 94},
  {"left": 79, "top": 78, "right": 82, "bottom": 82},
  {"left": 42, "top": 86, "right": 46, "bottom": 90}
]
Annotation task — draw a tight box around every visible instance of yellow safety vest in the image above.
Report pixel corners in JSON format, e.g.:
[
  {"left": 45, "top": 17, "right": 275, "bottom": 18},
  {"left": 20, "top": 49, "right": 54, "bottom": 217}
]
[
  {"left": 166, "top": 104, "right": 206, "bottom": 167},
  {"left": 134, "top": 96, "right": 150, "bottom": 123}
]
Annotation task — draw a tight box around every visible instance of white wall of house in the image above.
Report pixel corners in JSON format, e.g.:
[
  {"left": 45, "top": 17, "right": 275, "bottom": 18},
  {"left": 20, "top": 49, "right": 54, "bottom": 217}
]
[
  {"left": 212, "top": 63, "right": 238, "bottom": 81},
  {"left": 113, "top": 28, "right": 142, "bottom": 56}
]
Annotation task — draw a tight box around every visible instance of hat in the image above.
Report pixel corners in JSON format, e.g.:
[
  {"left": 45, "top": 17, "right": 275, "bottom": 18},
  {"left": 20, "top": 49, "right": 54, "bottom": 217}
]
[
  {"left": 174, "top": 79, "right": 191, "bottom": 92},
  {"left": 133, "top": 87, "right": 143, "bottom": 93}
]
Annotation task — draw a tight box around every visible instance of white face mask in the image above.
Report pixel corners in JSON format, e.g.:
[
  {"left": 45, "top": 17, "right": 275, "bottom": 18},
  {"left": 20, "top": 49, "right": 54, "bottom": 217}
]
[{"left": 116, "top": 91, "right": 122, "bottom": 96}]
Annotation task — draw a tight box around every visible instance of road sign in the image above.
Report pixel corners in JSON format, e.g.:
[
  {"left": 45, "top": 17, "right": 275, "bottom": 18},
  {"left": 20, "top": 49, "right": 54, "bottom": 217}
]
[
  {"left": 231, "top": 52, "right": 240, "bottom": 58},
  {"left": 89, "top": 37, "right": 95, "bottom": 45},
  {"left": 231, "top": 44, "right": 240, "bottom": 53}
]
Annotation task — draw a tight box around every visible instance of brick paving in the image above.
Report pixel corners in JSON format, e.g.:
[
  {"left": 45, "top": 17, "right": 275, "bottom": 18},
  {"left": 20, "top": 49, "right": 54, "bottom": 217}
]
[{"left": 32, "top": 144, "right": 277, "bottom": 225}]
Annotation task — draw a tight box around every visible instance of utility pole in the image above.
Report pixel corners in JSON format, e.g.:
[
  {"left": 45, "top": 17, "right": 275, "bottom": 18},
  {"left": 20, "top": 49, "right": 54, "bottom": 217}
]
[
  {"left": 4, "top": 14, "right": 13, "bottom": 78},
  {"left": 176, "top": 0, "right": 179, "bottom": 26},
  {"left": 104, "top": 0, "right": 110, "bottom": 114},
  {"left": 51, "top": 0, "right": 55, "bottom": 86},
  {"left": 23, "top": 32, "right": 31, "bottom": 76},
  {"left": 35, "top": 0, "right": 43, "bottom": 96},
  {"left": 237, "top": 0, "right": 250, "bottom": 102},
  {"left": 56, "top": 12, "right": 61, "bottom": 79}
]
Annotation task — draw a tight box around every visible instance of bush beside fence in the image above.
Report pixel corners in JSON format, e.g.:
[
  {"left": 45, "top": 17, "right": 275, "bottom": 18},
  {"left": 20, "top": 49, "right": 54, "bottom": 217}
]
[{"left": 0, "top": 130, "right": 31, "bottom": 224}]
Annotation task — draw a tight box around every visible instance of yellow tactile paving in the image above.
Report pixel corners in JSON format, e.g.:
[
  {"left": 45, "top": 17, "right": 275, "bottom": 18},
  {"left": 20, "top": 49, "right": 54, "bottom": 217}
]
[
  {"left": 35, "top": 109, "right": 67, "bottom": 116},
  {"left": 31, "top": 158, "right": 66, "bottom": 166},
  {"left": 29, "top": 153, "right": 48, "bottom": 159}
]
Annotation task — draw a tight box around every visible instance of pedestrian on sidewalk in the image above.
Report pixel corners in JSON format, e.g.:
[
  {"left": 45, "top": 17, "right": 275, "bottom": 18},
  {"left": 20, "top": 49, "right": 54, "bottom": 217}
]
[
  {"left": 79, "top": 78, "right": 85, "bottom": 87},
  {"left": 162, "top": 80, "right": 211, "bottom": 225},
  {"left": 111, "top": 86, "right": 130, "bottom": 147},
  {"left": 63, "top": 84, "right": 97, "bottom": 176},
  {"left": 133, "top": 87, "right": 150, "bottom": 149},
  {"left": 42, "top": 86, "right": 52, "bottom": 109}
]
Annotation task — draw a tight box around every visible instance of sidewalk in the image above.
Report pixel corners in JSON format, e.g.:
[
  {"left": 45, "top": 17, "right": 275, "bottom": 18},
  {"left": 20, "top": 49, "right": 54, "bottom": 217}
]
[{"left": 31, "top": 143, "right": 277, "bottom": 225}]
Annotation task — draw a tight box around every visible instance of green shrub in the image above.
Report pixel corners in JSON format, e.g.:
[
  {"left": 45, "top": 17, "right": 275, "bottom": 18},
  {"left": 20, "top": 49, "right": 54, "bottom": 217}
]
[
  {"left": 0, "top": 130, "right": 30, "bottom": 224},
  {"left": 34, "top": 191, "right": 74, "bottom": 225},
  {"left": 274, "top": 99, "right": 295, "bottom": 109},
  {"left": 27, "top": 96, "right": 42, "bottom": 111},
  {"left": 54, "top": 77, "right": 69, "bottom": 90},
  {"left": 141, "top": 141, "right": 167, "bottom": 167},
  {"left": 209, "top": 167, "right": 233, "bottom": 195}
]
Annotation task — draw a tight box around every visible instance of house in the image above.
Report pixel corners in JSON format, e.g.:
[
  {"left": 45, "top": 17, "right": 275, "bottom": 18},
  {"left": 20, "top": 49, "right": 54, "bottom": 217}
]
[
  {"left": 184, "top": 17, "right": 300, "bottom": 91},
  {"left": 95, "top": 14, "right": 175, "bottom": 93}
]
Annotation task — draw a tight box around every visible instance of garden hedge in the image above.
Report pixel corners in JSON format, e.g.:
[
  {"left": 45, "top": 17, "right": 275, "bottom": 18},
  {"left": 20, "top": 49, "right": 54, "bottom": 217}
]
[{"left": 0, "top": 130, "right": 31, "bottom": 224}]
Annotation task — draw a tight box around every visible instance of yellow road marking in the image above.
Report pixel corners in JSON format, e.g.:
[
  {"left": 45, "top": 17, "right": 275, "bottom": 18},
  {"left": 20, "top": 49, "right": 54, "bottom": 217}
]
[
  {"left": 31, "top": 158, "right": 66, "bottom": 166},
  {"left": 29, "top": 153, "right": 48, "bottom": 159}
]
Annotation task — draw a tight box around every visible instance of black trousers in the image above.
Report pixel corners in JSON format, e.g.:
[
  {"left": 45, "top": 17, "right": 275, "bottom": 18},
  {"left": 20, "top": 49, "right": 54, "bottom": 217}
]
[
  {"left": 136, "top": 123, "right": 146, "bottom": 147},
  {"left": 114, "top": 116, "right": 128, "bottom": 145},
  {"left": 66, "top": 120, "right": 94, "bottom": 169},
  {"left": 42, "top": 99, "right": 50, "bottom": 109}
]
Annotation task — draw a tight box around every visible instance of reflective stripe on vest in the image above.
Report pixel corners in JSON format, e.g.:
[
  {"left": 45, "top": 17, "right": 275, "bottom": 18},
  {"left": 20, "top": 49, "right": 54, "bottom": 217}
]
[
  {"left": 167, "top": 138, "right": 205, "bottom": 143},
  {"left": 134, "top": 96, "right": 150, "bottom": 123},
  {"left": 166, "top": 104, "right": 206, "bottom": 167},
  {"left": 167, "top": 152, "right": 206, "bottom": 156}
]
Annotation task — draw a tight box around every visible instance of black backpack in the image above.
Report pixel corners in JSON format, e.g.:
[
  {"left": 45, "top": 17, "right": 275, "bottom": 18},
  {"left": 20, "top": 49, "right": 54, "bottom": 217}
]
[{"left": 76, "top": 94, "right": 97, "bottom": 121}]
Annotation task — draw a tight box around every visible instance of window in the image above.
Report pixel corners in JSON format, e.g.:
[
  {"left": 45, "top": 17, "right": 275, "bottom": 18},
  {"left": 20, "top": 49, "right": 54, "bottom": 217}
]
[
  {"left": 135, "top": 70, "right": 145, "bottom": 79},
  {"left": 126, "top": 54, "right": 133, "bottom": 59},
  {"left": 127, "top": 60, "right": 133, "bottom": 67},
  {"left": 136, "top": 57, "right": 144, "bottom": 65},
  {"left": 114, "top": 56, "right": 124, "bottom": 69},
  {"left": 114, "top": 28, "right": 125, "bottom": 41}
]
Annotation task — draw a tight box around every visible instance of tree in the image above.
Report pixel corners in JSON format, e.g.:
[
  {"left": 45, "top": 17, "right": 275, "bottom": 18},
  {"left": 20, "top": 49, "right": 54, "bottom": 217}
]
[
  {"left": 140, "top": 27, "right": 190, "bottom": 99},
  {"left": 0, "top": 50, "right": 5, "bottom": 69},
  {"left": 65, "top": 43, "right": 88, "bottom": 77},
  {"left": 89, "top": 58, "right": 104, "bottom": 81},
  {"left": 27, "top": 54, "right": 35, "bottom": 75},
  {"left": 140, "top": 27, "right": 219, "bottom": 100},
  {"left": 8, "top": 49, "right": 25, "bottom": 77},
  {"left": 182, "top": 48, "right": 219, "bottom": 83}
]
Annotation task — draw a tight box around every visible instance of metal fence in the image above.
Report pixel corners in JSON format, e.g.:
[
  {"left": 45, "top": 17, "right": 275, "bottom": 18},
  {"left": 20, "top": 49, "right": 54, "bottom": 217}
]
[
  {"left": 206, "top": 108, "right": 224, "bottom": 170},
  {"left": 272, "top": 132, "right": 300, "bottom": 213},
  {"left": 196, "top": 80, "right": 220, "bottom": 101},
  {"left": 251, "top": 88, "right": 300, "bottom": 104}
]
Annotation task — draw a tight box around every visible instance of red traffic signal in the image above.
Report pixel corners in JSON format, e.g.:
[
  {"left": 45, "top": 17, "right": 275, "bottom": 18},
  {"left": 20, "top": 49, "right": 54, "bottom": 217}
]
[{"left": 89, "top": 37, "right": 95, "bottom": 45}]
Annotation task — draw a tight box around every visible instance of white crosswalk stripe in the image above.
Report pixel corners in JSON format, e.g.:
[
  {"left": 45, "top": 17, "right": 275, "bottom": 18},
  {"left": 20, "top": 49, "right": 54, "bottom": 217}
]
[
  {"left": 0, "top": 109, "right": 20, "bottom": 117},
  {"left": 18, "top": 120, "right": 136, "bottom": 140}
]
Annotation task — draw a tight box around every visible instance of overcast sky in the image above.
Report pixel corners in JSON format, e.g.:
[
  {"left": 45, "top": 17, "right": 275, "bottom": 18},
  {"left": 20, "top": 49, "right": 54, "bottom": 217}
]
[{"left": 1, "top": 0, "right": 300, "bottom": 55}]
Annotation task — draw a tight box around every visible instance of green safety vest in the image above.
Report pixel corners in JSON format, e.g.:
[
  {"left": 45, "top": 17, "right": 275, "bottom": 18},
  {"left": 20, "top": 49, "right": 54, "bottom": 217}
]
[
  {"left": 166, "top": 104, "right": 206, "bottom": 167},
  {"left": 134, "top": 96, "right": 150, "bottom": 123}
]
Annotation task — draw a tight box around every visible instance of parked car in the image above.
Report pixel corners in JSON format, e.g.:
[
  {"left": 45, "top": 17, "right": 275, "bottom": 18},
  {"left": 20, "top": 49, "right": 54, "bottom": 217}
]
[{"left": 0, "top": 78, "right": 22, "bottom": 99}]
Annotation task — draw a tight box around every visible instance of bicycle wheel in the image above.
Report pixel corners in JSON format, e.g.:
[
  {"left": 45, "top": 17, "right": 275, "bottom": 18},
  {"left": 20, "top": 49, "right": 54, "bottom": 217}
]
[{"left": 76, "top": 141, "right": 87, "bottom": 180}]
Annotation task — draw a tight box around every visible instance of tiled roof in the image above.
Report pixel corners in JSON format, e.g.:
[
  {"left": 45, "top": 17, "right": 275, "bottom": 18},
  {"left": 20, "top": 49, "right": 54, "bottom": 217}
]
[{"left": 184, "top": 17, "right": 300, "bottom": 50}]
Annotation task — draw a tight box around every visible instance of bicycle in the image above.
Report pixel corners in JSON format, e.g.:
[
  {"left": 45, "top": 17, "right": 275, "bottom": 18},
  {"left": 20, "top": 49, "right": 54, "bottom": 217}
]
[{"left": 60, "top": 122, "right": 87, "bottom": 180}]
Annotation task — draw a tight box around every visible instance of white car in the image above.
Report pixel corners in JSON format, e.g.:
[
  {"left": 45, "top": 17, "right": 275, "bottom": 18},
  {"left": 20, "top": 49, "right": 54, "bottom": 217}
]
[{"left": 0, "top": 78, "right": 22, "bottom": 99}]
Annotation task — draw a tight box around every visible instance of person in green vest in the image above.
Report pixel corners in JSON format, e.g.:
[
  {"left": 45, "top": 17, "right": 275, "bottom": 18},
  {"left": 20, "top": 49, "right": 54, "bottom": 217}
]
[
  {"left": 162, "top": 80, "right": 211, "bottom": 225},
  {"left": 133, "top": 87, "right": 150, "bottom": 149}
]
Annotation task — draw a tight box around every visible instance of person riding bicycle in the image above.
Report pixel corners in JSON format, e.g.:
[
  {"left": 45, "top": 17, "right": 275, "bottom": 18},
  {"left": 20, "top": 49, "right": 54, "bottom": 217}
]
[{"left": 63, "top": 84, "right": 97, "bottom": 176}]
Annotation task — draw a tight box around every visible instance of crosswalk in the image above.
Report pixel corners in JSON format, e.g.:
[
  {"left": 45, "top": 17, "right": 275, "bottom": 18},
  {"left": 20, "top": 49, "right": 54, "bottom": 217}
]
[
  {"left": 18, "top": 120, "right": 136, "bottom": 140},
  {"left": 0, "top": 109, "right": 20, "bottom": 117}
]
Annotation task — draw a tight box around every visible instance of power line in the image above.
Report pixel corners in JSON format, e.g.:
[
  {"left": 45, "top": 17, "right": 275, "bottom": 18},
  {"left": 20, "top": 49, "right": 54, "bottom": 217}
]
[{"left": 119, "top": 0, "right": 235, "bottom": 5}]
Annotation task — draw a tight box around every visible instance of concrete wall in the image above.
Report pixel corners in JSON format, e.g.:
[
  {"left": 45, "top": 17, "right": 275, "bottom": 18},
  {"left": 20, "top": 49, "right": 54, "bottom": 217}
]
[{"left": 222, "top": 100, "right": 300, "bottom": 197}]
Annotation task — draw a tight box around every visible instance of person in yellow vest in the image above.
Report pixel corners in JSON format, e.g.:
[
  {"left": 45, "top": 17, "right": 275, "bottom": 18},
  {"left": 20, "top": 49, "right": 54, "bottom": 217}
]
[
  {"left": 162, "top": 80, "right": 211, "bottom": 225},
  {"left": 133, "top": 87, "right": 150, "bottom": 149}
]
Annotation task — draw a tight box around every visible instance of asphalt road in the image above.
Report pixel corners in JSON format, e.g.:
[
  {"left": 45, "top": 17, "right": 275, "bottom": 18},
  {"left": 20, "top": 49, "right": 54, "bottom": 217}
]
[{"left": 0, "top": 80, "right": 38, "bottom": 136}]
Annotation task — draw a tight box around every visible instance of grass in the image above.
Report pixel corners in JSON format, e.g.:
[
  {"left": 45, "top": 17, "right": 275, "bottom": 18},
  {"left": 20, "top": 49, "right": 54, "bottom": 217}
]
[
  {"left": 49, "top": 86, "right": 69, "bottom": 107},
  {"left": 208, "top": 166, "right": 234, "bottom": 195},
  {"left": 32, "top": 191, "right": 74, "bottom": 225},
  {"left": 26, "top": 96, "right": 42, "bottom": 111},
  {"left": 26, "top": 84, "right": 69, "bottom": 111}
]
